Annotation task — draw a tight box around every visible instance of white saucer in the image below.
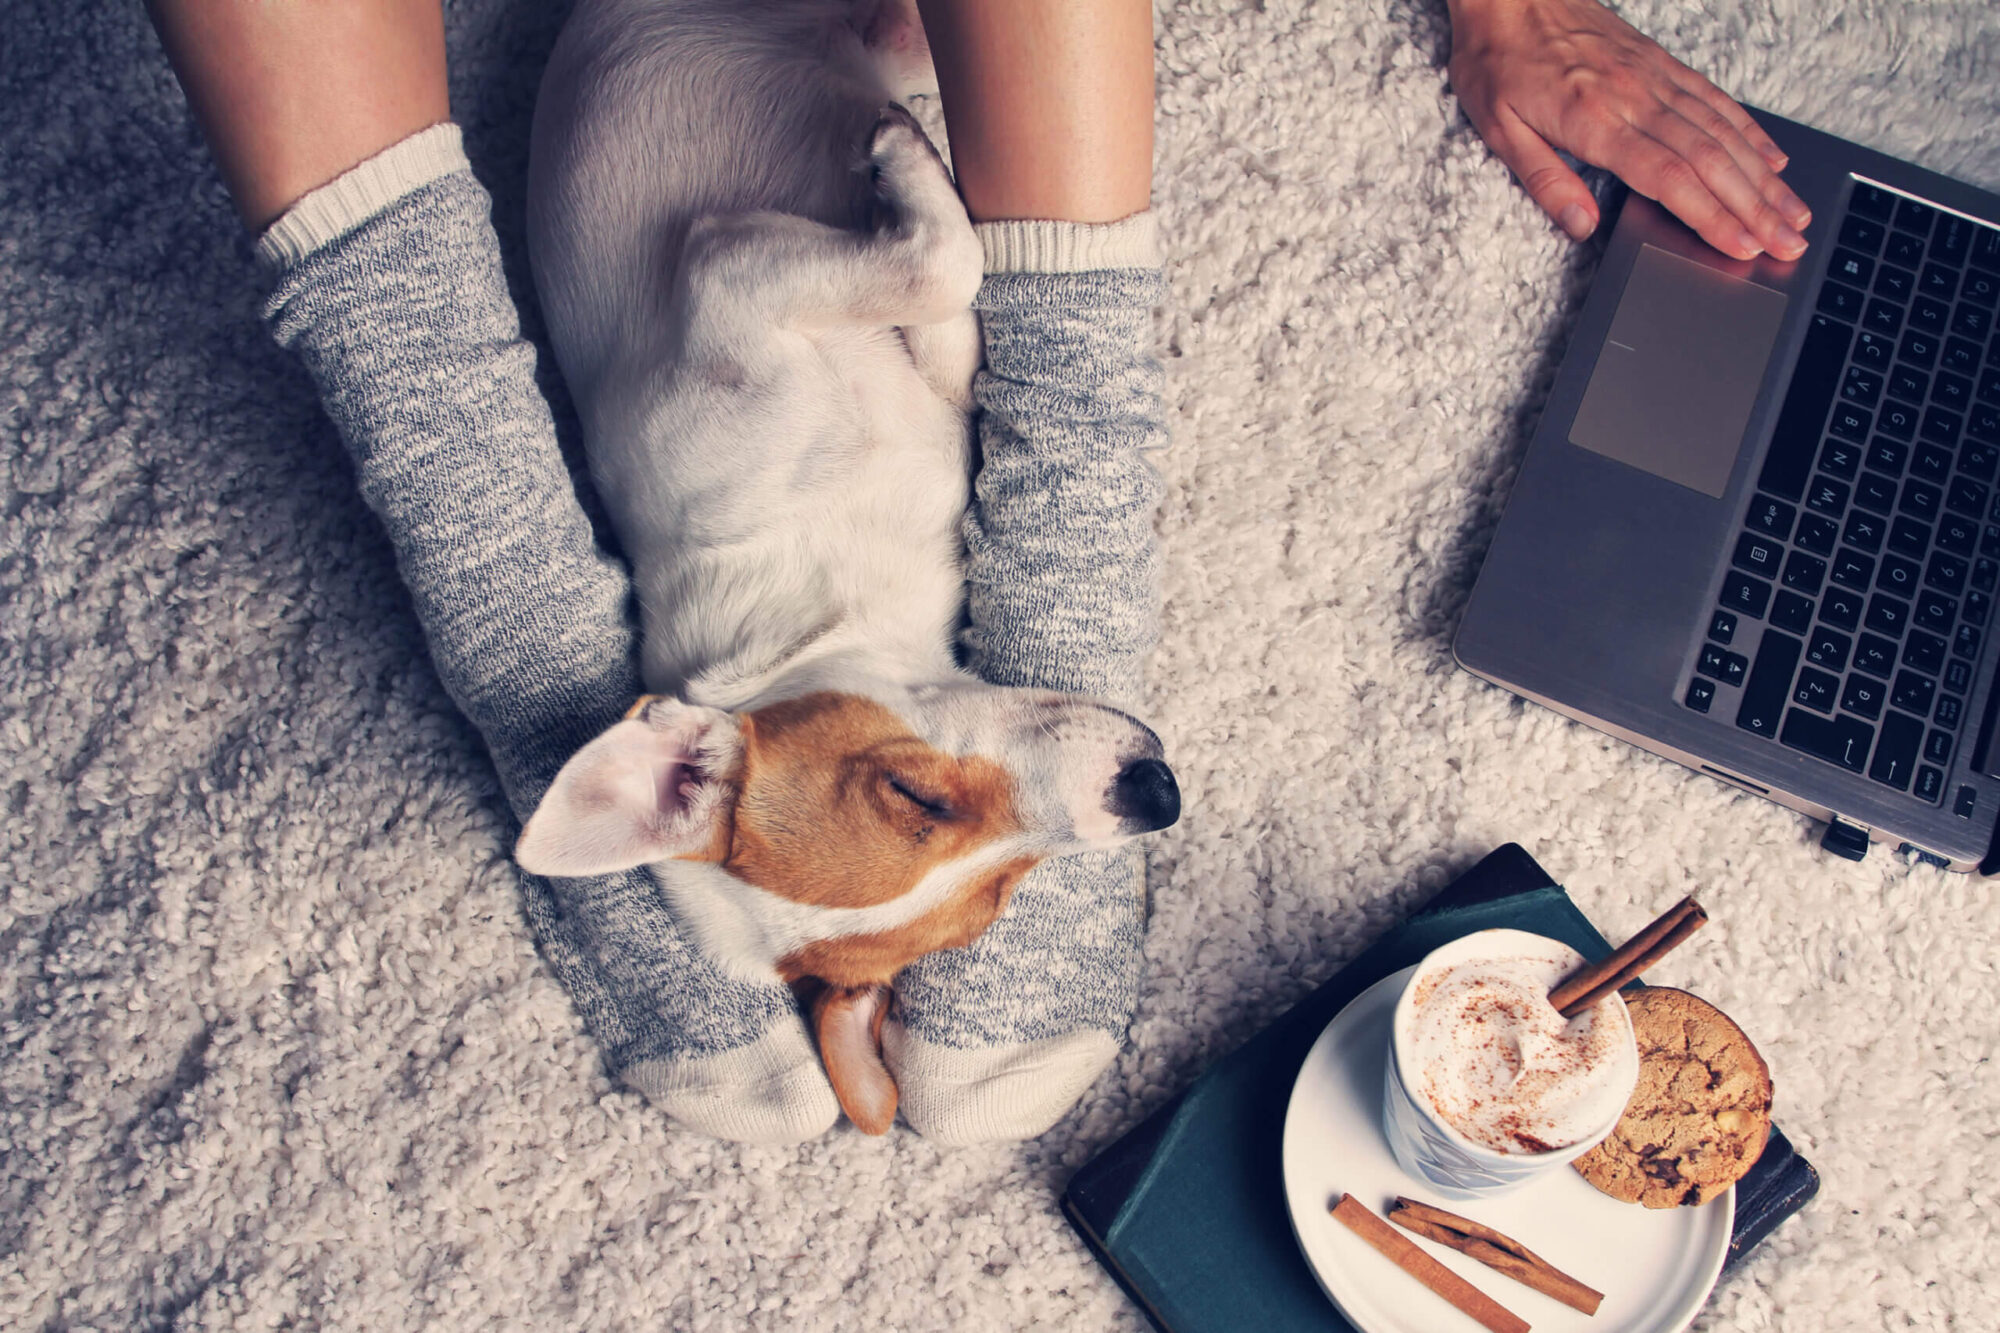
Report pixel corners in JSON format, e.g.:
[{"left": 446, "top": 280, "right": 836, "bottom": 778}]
[{"left": 1281, "top": 967, "right": 1731, "bottom": 1333}]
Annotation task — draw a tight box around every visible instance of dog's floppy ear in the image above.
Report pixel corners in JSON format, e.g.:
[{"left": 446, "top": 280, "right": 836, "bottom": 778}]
[{"left": 515, "top": 697, "right": 744, "bottom": 878}]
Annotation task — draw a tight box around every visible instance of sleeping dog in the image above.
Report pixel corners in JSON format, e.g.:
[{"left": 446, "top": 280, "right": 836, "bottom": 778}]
[{"left": 517, "top": 0, "right": 1179, "bottom": 1133}]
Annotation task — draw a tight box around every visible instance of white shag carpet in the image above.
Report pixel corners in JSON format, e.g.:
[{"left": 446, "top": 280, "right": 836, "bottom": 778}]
[{"left": 6, "top": 2, "right": 1999, "bottom": 1328}]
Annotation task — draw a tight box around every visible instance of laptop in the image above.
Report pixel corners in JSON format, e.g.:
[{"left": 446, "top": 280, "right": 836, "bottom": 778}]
[{"left": 1456, "top": 106, "right": 2000, "bottom": 870}]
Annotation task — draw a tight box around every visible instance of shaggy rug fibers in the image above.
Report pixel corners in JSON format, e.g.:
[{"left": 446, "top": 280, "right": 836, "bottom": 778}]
[{"left": 5, "top": 1, "right": 1998, "bottom": 1328}]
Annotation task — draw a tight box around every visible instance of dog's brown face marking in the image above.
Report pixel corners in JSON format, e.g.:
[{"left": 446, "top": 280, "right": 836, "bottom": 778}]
[{"left": 723, "top": 691, "right": 1027, "bottom": 912}]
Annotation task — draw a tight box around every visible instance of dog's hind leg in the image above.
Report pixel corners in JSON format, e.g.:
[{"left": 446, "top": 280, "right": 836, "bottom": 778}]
[{"left": 675, "top": 107, "right": 981, "bottom": 356}]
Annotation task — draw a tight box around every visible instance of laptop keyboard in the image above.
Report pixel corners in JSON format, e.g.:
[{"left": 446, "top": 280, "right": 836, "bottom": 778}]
[{"left": 1685, "top": 181, "right": 2000, "bottom": 814}]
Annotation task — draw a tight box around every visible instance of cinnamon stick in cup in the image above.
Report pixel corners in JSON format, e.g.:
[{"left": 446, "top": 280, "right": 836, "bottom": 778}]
[
  {"left": 1329, "top": 1194, "right": 1530, "bottom": 1333},
  {"left": 1388, "top": 1197, "right": 1604, "bottom": 1316},
  {"left": 1547, "top": 896, "right": 1707, "bottom": 1018}
]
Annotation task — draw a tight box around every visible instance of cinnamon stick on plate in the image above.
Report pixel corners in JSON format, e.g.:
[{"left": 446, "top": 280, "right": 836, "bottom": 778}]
[
  {"left": 1388, "top": 1197, "right": 1605, "bottom": 1316},
  {"left": 1547, "top": 895, "right": 1707, "bottom": 1018},
  {"left": 1329, "top": 1194, "right": 1530, "bottom": 1333}
]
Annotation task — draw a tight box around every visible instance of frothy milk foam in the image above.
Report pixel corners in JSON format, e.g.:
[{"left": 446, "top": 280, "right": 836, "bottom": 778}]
[{"left": 1395, "top": 937, "right": 1638, "bottom": 1155}]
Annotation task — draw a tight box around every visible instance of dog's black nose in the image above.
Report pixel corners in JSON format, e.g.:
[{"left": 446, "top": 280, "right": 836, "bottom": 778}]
[{"left": 1110, "top": 757, "right": 1180, "bottom": 833}]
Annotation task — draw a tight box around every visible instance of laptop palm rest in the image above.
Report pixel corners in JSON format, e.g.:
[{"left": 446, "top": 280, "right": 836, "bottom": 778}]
[{"left": 1567, "top": 243, "right": 1789, "bottom": 499}]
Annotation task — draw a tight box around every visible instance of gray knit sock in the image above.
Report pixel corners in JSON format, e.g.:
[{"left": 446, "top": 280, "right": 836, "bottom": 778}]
[
  {"left": 259, "top": 125, "right": 837, "bottom": 1143},
  {"left": 884, "top": 215, "right": 1169, "bottom": 1143}
]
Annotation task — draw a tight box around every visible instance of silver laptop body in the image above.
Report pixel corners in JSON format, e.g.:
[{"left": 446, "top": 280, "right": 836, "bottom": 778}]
[{"left": 1457, "top": 108, "right": 2000, "bottom": 870}]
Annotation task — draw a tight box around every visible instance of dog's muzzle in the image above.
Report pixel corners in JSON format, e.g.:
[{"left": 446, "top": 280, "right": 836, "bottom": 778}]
[{"left": 1109, "top": 756, "right": 1181, "bottom": 834}]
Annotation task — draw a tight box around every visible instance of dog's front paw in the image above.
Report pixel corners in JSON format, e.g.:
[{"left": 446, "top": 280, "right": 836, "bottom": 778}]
[
  {"left": 868, "top": 105, "right": 949, "bottom": 200},
  {"left": 868, "top": 108, "right": 981, "bottom": 314}
]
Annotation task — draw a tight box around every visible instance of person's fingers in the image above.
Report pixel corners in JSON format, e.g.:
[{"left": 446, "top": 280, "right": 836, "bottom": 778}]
[
  {"left": 1578, "top": 114, "right": 1764, "bottom": 259},
  {"left": 1670, "top": 63, "right": 1791, "bottom": 174},
  {"left": 1664, "top": 82, "right": 1811, "bottom": 232},
  {"left": 1483, "top": 105, "right": 1600, "bottom": 241},
  {"left": 1644, "top": 100, "right": 1809, "bottom": 259}
]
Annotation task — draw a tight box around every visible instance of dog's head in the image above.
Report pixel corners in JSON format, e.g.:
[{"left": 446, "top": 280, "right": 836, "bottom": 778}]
[{"left": 514, "top": 684, "right": 1179, "bottom": 977}]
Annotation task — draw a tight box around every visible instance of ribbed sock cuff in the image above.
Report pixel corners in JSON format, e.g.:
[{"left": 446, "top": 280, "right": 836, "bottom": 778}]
[
  {"left": 256, "top": 122, "right": 470, "bottom": 271},
  {"left": 976, "top": 212, "right": 1161, "bottom": 274}
]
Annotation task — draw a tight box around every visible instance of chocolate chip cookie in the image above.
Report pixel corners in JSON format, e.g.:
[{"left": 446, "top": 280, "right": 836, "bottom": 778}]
[{"left": 1573, "top": 986, "right": 1772, "bottom": 1208}]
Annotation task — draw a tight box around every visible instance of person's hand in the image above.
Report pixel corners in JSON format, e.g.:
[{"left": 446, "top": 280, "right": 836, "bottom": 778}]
[{"left": 1445, "top": 0, "right": 1811, "bottom": 261}]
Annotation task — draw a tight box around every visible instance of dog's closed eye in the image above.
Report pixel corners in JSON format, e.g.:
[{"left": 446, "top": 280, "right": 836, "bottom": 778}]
[{"left": 884, "top": 773, "right": 952, "bottom": 819}]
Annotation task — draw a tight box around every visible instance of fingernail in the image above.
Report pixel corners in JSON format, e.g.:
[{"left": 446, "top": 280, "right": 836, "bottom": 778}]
[
  {"left": 1776, "top": 225, "right": 1808, "bottom": 258},
  {"left": 1788, "top": 203, "right": 1813, "bottom": 229},
  {"left": 1560, "top": 204, "right": 1595, "bottom": 240},
  {"left": 1736, "top": 230, "right": 1763, "bottom": 258}
]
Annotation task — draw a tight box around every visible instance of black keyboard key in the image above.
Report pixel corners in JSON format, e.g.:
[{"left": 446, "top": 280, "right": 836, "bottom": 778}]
[
  {"left": 1936, "top": 371, "right": 1973, "bottom": 414},
  {"left": 1954, "top": 622, "right": 1982, "bottom": 658},
  {"left": 1874, "top": 265, "right": 1917, "bottom": 302},
  {"left": 1821, "top": 585, "right": 1865, "bottom": 630},
  {"left": 1926, "top": 729, "right": 1954, "bottom": 765},
  {"left": 1782, "top": 550, "right": 1826, "bottom": 595},
  {"left": 1904, "top": 630, "right": 1946, "bottom": 674},
  {"left": 1934, "top": 216, "right": 1974, "bottom": 268},
  {"left": 1841, "top": 366, "right": 1883, "bottom": 408},
  {"left": 1914, "top": 590, "right": 1957, "bottom": 634},
  {"left": 1887, "top": 364, "right": 1930, "bottom": 404},
  {"left": 1699, "top": 643, "right": 1750, "bottom": 686},
  {"left": 1734, "top": 531, "right": 1785, "bottom": 578},
  {"left": 1983, "top": 367, "right": 2000, "bottom": 403},
  {"left": 1759, "top": 315, "right": 1852, "bottom": 500},
  {"left": 1943, "top": 336, "right": 1982, "bottom": 375},
  {"left": 1831, "top": 548, "right": 1875, "bottom": 590},
  {"left": 1900, "top": 329, "right": 1941, "bottom": 369},
  {"left": 1807, "top": 625, "right": 1852, "bottom": 671},
  {"left": 1842, "top": 510, "right": 1884, "bottom": 552},
  {"left": 1855, "top": 471, "right": 1898, "bottom": 512},
  {"left": 1771, "top": 590, "right": 1815, "bottom": 635},
  {"left": 1736, "top": 629, "right": 1801, "bottom": 738},
  {"left": 1797, "top": 512, "right": 1841, "bottom": 555},
  {"left": 1973, "top": 557, "right": 1998, "bottom": 591},
  {"left": 1956, "top": 304, "right": 1994, "bottom": 342},
  {"left": 1686, "top": 677, "right": 1715, "bottom": 713},
  {"left": 1895, "top": 198, "right": 1938, "bottom": 236},
  {"left": 1818, "top": 281, "right": 1866, "bottom": 321},
  {"left": 1920, "top": 263, "right": 1960, "bottom": 301},
  {"left": 1892, "top": 671, "right": 1937, "bottom": 716},
  {"left": 1911, "top": 295, "right": 1951, "bottom": 335},
  {"left": 1948, "top": 476, "right": 1989, "bottom": 517},
  {"left": 1936, "top": 694, "right": 1965, "bottom": 731},
  {"left": 1956, "top": 783, "right": 1979, "bottom": 817},
  {"left": 1976, "top": 226, "right": 2000, "bottom": 269},
  {"left": 1879, "top": 552, "right": 1923, "bottom": 596},
  {"left": 1710, "top": 608, "right": 1738, "bottom": 644},
  {"left": 1961, "top": 440, "right": 1998, "bottom": 482},
  {"left": 1821, "top": 438, "right": 1863, "bottom": 478},
  {"left": 1830, "top": 403, "right": 1874, "bottom": 442},
  {"left": 1807, "top": 474, "right": 1850, "bottom": 517},
  {"left": 1927, "top": 551, "right": 1969, "bottom": 594},
  {"left": 1912, "top": 441, "right": 1953, "bottom": 482},
  {"left": 1887, "top": 517, "right": 1932, "bottom": 559},
  {"left": 1922, "top": 405, "right": 1964, "bottom": 447},
  {"left": 1965, "top": 269, "right": 2000, "bottom": 309},
  {"left": 1841, "top": 213, "right": 1887, "bottom": 253},
  {"left": 1866, "top": 593, "right": 1911, "bottom": 636},
  {"left": 1851, "top": 183, "right": 1897, "bottom": 221},
  {"left": 1915, "top": 765, "right": 1946, "bottom": 804},
  {"left": 1878, "top": 401, "right": 1921, "bottom": 441},
  {"left": 1864, "top": 299, "right": 1904, "bottom": 335},
  {"left": 1794, "top": 667, "right": 1840, "bottom": 712},
  {"left": 1855, "top": 330, "right": 1897, "bottom": 370},
  {"left": 1843, "top": 673, "right": 1887, "bottom": 719},
  {"left": 1983, "top": 523, "right": 2000, "bottom": 558},
  {"left": 1974, "top": 404, "right": 2000, "bottom": 445},
  {"left": 1855, "top": 633, "right": 1899, "bottom": 677},
  {"left": 1966, "top": 589, "right": 1990, "bottom": 626},
  {"left": 1899, "top": 478, "right": 1942, "bottom": 521},
  {"left": 1747, "top": 494, "right": 1796, "bottom": 539},
  {"left": 1869, "top": 709, "right": 1925, "bottom": 790},
  {"left": 1722, "top": 570, "right": 1773, "bottom": 618},
  {"left": 1946, "top": 657, "right": 1974, "bottom": 694},
  {"left": 1783, "top": 707, "right": 1874, "bottom": 772},
  {"left": 1885, "top": 230, "right": 1926, "bottom": 268}
]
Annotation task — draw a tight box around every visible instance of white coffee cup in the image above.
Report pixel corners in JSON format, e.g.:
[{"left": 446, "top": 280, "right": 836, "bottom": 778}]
[{"left": 1382, "top": 929, "right": 1639, "bottom": 1200}]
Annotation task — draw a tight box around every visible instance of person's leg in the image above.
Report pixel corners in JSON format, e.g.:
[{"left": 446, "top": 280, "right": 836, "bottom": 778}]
[
  {"left": 887, "top": 0, "right": 1170, "bottom": 1142},
  {"left": 147, "top": 3, "right": 838, "bottom": 1141}
]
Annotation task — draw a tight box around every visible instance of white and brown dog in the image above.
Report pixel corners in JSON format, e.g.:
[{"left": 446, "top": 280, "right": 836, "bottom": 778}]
[{"left": 517, "top": 0, "right": 1179, "bottom": 1133}]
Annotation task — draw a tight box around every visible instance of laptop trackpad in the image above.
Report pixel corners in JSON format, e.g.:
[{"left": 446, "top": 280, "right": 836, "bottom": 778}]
[{"left": 1568, "top": 244, "right": 1788, "bottom": 499}]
